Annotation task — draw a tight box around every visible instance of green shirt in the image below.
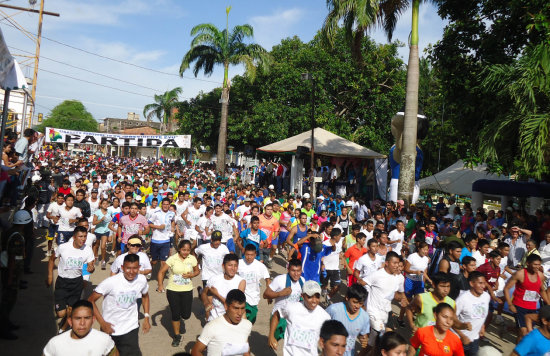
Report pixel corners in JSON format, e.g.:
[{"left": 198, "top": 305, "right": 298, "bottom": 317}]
[{"left": 415, "top": 292, "right": 456, "bottom": 327}]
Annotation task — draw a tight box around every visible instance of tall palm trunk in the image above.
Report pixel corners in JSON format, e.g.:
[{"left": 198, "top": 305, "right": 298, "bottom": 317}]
[
  {"left": 397, "top": 0, "right": 420, "bottom": 206},
  {"left": 217, "top": 62, "right": 230, "bottom": 175}
]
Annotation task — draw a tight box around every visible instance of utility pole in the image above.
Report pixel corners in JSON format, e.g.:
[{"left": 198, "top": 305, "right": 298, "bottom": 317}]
[
  {"left": 29, "top": 0, "right": 45, "bottom": 129},
  {"left": 0, "top": 0, "right": 59, "bottom": 130}
]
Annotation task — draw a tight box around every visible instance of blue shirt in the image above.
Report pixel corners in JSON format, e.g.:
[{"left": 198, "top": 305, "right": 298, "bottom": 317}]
[
  {"left": 459, "top": 247, "right": 473, "bottom": 263},
  {"left": 299, "top": 243, "right": 333, "bottom": 283},
  {"left": 239, "top": 228, "right": 268, "bottom": 260},
  {"left": 326, "top": 302, "right": 370, "bottom": 356},
  {"left": 513, "top": 329, "right": 550, "bottom": 356}
]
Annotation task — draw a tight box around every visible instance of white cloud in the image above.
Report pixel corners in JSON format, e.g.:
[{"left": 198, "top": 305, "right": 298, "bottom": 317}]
[{"left": 250, "top": 8, "right": 305, "bottom": 49}]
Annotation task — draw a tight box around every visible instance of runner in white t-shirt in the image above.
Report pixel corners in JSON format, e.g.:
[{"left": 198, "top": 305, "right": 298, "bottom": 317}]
[
  {"left": 238, "top": 244, "right": 271, "bottom": 324},
  {"left": 354, "top": 238, "right": 384, "bottom": 285},
  {"left": 202, "top": 253, "right": 246, "bottom": 322},
  {"left": 45, "top": 194, "right": 64, "bottom": 256},
  {"left": 387, "top": 221, "right": 405, "bottom": 255},
  {"left": 57, "top": 194, "right": 83, "bottom": 245},
  {"left": 268, "top": 280, "right": 331, "bottom": 355},
  {"left": 362, "top": 251, "right": 407, "bottom": 345},
  {"left": 195, "top": 206, "right": 214, "bottom": 244},
  {"left": 191, "top": 289, "right": 253, "bottom": 356},
  {"left": 47, "top": 226, "right": 95, "bottom": 332},
  {"left": 211, "top": 204, "right": 238, "bottom": 243},
  {"left": 182, "top": 197, "right": 205, "bottom": 243},
  {"left": 88, "top": 253, "right": 150, "bottom": 356},
  {"left": 148, "top": 198, "right": 176, "bottom": 268}
]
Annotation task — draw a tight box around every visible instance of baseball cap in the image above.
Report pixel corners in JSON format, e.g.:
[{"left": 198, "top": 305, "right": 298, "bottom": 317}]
[
  {"left": 303, "top": 193, "right": 310, "bottom": 199},
  {"left": 501, "top": 223, "right": 508, "bottom": 228},
  {"left": 244, "top": 198, "right": 251, "bottom": 202},
  {"left": 302, "top": 280, "right": 322, "bottom": 296},
  {"left": 211, "top": 230, "right": 223, "bottom": 240},
  {"left": 312, "top": 214, "right": 319, "bottom": 220},
  {"left": 128, "top": 237, "right": 142, "bottom": 245},
  {"left": 317, "top": 195, "right": 324, "bottom": 200},
  {"left": 91, "top": 188, "right": 99, "bottom": 193},
  {"left": 268, "top": 184, "right": 274, "bottom": 189}
]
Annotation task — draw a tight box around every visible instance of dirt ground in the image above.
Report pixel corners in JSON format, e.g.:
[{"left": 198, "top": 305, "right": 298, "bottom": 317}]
[{"left": 1, "top": 229, "right": 518, "bottom": 355}]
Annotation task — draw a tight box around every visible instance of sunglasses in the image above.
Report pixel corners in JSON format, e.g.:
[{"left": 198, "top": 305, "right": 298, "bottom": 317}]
[{"left": 129, "top": 244, "right": 142, "bottom": 247}]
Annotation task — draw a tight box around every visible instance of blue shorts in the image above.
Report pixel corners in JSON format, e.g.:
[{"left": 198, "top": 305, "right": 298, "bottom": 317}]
[
  {"left": 150, "top": 242, "right": 170, "bottom": 261},
  {"left": 120, "top": 243, "right": 127, "bottom": 254},
  {"left": 95, "top": 232, "right": 109, "bottom": 240},
  {"left": 404, "top": 277, "right": 425, "bottom": 298},
  {"left": 278, "top": 231, "right": 289, "bottom": 246}
]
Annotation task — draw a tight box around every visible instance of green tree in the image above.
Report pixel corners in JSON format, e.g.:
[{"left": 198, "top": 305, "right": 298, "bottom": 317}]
[
  {"left": 35, "top": 100, "right": 97, "bottom": 132},
  {"left": 322, "top": 0, "right": 433, "bottom": 205},
  {"left": 143, "top": 87, "right": 182, "bottom": 133},
  {"left": 179, "top": 6, "right": 271, "bottom": 175}
]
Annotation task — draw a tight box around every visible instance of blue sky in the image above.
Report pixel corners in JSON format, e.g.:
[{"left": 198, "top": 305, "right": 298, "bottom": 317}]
[{"left": 2, "top": 0, "right": 446, "bottom": 122}]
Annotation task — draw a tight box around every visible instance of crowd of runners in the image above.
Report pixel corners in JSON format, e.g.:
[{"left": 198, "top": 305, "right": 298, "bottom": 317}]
[{"left": 1, "top": 132, "right": 550, "bottom": 356}]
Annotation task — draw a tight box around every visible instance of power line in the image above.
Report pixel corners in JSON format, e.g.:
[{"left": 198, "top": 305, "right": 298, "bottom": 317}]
[
  {"left": 0, "top": 19, "right": 222, "bottom": 84},
  {"left": 9, "top": 45, "right": 165, "bottom": 93},
  {"left": 19, "top": 62, "right": 152, "bottom": 97}
]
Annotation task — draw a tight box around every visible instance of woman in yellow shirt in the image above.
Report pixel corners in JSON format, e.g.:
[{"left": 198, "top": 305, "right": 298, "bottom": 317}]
[{"left": 157, "top": 240, "right": 199, "bottom": 347}]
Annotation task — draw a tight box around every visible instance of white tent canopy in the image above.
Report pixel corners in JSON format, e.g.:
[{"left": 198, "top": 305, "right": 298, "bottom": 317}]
[
  {"left": 257, "top": 127, "right": 385, "bottom": 159},
  {"left": 419, "top": 160, "right": 509, "bottom": 196}
]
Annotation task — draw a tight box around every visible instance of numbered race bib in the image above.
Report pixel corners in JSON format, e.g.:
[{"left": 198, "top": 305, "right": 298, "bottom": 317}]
[
  {"left": 409, "top": 272, "right": 422, "bottom": 281},
  {"left": 345, "top": 334, "right": 357, "bottom": 352},
  {"left": 449, "top": 261, "right": 460, "bottom": 275},
  {"left": 287, "top": 326, "right": 316, "bottom": 350},
  {"left": 221, "top": 343, "right": 249, "bottom": 356},
  {"left": 173, "top": 274, "right": 191, "bottom": 286},
  {"left": 470, "top": 303, "right": 488, "bottom": 319},
  {"left": 115, "top": 290, "right": 138, "bottom": 309},
  {"left": 65, "top": 256, "right": 84, "bottom": 270},
  {"left": 425, "top": 236, "right": 434, "bottom": 245},
  {"left": 247, "top": 233, "right": 260, "bottom": 244},
  {"left": 523, "top": 290, "right": 540, "bottom": 302}
]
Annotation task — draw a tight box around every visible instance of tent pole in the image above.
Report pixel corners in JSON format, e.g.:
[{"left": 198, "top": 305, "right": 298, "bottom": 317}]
[{"left": 0, "top": 89, "right": 11, "bottom": 155}]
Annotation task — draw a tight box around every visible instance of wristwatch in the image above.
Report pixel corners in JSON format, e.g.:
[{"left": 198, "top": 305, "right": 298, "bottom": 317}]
[{"left": 144, "top": 313, "right": 150, "bottom": 318}]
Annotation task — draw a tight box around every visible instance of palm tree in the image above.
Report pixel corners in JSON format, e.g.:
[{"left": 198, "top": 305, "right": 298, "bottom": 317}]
[
  {"left": 322, "top": 0, "right": 429, "bottom": 205},
  {"left": 180, "top": 6, "right": 271, "bottom": 175},
  {"left": 143, "top": 87, "right": 183, "bottom": 133}
]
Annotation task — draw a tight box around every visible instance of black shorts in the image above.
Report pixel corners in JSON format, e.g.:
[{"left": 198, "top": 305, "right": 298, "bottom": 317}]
[
  {"left": 54, "top": 276, "right": 83, "bottom": 312},
  {"left": 111, "top": 327, "right": 141, "bottom": 356},
  {"left": 515, "top": 305, "right": 538, "bottom": 328},
  {"left": 322, "top": 270, "right": 341, "bottom": 288}
]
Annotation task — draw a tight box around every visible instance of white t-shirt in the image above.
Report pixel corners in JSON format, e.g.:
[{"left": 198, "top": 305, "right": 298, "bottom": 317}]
[
  {"left": 57, "top": 206, "right": 83, "bottom": 231},
  {"left": 406, "top": 253, "right": 429, "bottom": 281},
  {"left": 354, "top": 254, "right": 384, "bottom": 281},
  {"left": 111, "top": 252, "right": 152, "bottom": 274},
  {"left": 322, "top": 239, "right": 342, "bottom": 270},
  {"left": 360, "top": 229, "right": 374, "bottom": 240},
  {"left": 175, "top": 201, "right": 189, "bottom": 221},
  {"left": 55, "top": 242, "right": 95, "bottom": 279},
  {"left": 211, "top": 213, "right": 237, "bottom": 243},
  {"left": 185, "top": 205, "right": 206, "bottom": 240},
  {"left": 238, "top": 259, "right": 270, "bottom": 306},
  {"left": 43, "top": 328, "right": 115, "bottom": 356},
  {"left": 196, "top": 216, "right": 213, "bottom": 240},
  {"left": 206, "top": 274, "right": 245, "bottom": 321},
  {"left": 388, "top": 229, "right": 405, "bottom": 254},
  {"left": 455, "top": 290, "right": 490, "bottom": 341},
  {"left": 280, "top": 302, "right": 330, "bottom": 356},
  {"left": 269, "top": 274, "right": 305, "bottom": 314},
  {"left": 235, "top": 204, "right": 251, "bottom": 220},
  {"left": 365, "top": 268, "right": 404, "bottom": 315},
  {"left": 197, "top": 315, "right": 252, "bottom": 356},
  {"left": 472, "top": 250, "right": 488, "bottom": 268},
  {"left": 46, "top": 202, "right": 63, "bottom": 224},
  {"left": 94, "top": 273, "right": 149, "bottom": 336},
  {"left": 88, "top": 198, "right": 100, "bottom": 221},
  {"left": 195, "top": 243, "right": 230, "bottom": 281},
  {"left": 149, "top": 210, "right": 176, "bottom": 243}
]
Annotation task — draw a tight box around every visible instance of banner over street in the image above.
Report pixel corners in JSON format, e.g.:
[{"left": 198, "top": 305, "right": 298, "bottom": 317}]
[{"left": 45, "top": 127, "right": 191, "bottom": 148}]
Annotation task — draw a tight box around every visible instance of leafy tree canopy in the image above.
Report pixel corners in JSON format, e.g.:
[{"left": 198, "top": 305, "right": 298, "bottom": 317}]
[{"left": 35, "top": 100, "right": 98, "bottom": 132}]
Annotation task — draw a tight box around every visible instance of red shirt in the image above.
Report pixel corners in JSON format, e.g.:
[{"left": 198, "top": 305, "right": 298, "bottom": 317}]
[
  {"left": 477, "top": 261, "right": 500, "bottom": 289},
  {"left": 58, "top": 187, "right": 71, "bottom": 196}
]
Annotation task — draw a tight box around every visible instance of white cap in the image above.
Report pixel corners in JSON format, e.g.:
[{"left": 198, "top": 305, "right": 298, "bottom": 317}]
[
  {"left": 302, "top": 280, "right": 322, "bottom": 296},
  {"left": 303, "top": 193, "right": 310, "bottom": 199},
  {"left": 268, "top": 184, "right": 274, "bottom": 190}
]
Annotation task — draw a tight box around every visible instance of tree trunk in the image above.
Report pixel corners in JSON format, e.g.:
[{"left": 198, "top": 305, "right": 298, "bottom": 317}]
[
  {"left": 397, "top": 0, "right": 420, "bottom": 206},
  {"left": 217, "top": 86, "right": 229, "bottom": 176}
]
